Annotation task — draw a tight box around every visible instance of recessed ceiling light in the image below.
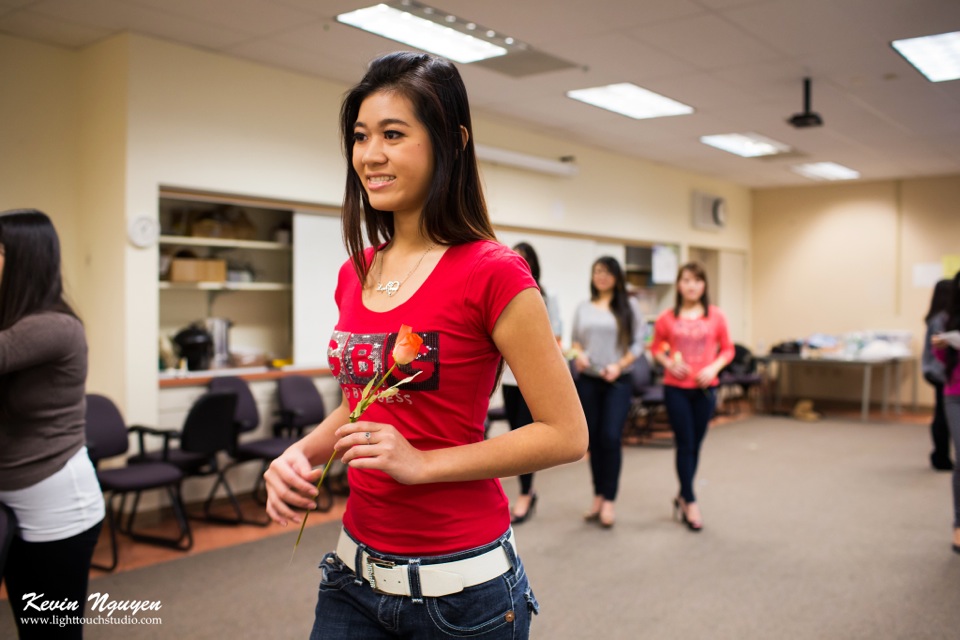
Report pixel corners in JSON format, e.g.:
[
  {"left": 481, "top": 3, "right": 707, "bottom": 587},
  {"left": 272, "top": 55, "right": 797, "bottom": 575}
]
[
  {"left": 566, "top": 83, "right": 694, "bottom": 120},
  {"left": 700, "top": 133, "right": 793, "bottom": 158},
  {"left": 791, "top": 162, "right": 861, "bottom": 181},
  {"left": 891, "top": 30, "right": 960, "bottom": 82},
  {"left": 337, "top": 3, "right": 508, "bottom": 63}
]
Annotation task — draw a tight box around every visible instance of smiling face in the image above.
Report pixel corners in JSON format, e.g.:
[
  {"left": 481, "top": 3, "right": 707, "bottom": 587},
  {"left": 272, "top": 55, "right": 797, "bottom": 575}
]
[{"left": 352, "top": 90, "right": 435, "bottom": 219}]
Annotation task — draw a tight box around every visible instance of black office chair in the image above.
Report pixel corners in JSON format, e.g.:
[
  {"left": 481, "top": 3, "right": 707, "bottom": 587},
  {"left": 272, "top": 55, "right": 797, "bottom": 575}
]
[
  {"left": 719, "top": 344, "right": 763, "bottom": 415},
  {"left": 275, "top": 375, "right": 337, "bottom": 505},
  {"left": 0, "top": 502, "right": 18, "bottom": 578},
  {"left": 209, "top": 376, "right": 304, "bottom": 510},
  {"left": 624, "top": 356, "right": 672, "bottom": 447},
  {"left": 275, "top": 374, "right": 327, "bottom": 439},
  {"left": 128, "top": 391, "right": 263, "bottom": 525},
  {"left": 85, "top": 393, "right": 192, "bottom": 571}
]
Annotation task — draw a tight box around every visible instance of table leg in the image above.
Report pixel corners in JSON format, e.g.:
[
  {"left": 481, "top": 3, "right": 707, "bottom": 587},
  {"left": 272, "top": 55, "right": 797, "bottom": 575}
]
[
  {"left": 893, "top": 360, "right": 902, "bottom": 415},
  {"left": 882, "top": 362, "right": 890, "bottom": 416},
  {"left": 862, "top": 363, "right": 872, "bottom": 422},
  {"left": 912, "top": 359, "right": 918, "bottom": 412}
]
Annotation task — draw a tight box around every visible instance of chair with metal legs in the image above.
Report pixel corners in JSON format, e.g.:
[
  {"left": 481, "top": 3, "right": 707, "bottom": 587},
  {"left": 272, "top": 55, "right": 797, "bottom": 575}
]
[{"left": 84, "top": 393, "right": 192, "bottom": 571}]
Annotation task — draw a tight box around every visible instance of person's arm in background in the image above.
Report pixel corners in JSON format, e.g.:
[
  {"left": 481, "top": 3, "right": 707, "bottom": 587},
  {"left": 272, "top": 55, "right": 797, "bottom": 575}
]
[
  {"left": 651, "top": 312, "right": 689, "bottom": 380},
  {"left": 0, "top": 314, "right": 77, "bottom": 374},
  {"left": 694, "top": 308, "right": 735, "bottom": 388},
  {"left": 601, "top": 298, "right": 644, "bottom": 382},
  {"left": 570, "top": 303, "right": 590, "bottom": 373}
]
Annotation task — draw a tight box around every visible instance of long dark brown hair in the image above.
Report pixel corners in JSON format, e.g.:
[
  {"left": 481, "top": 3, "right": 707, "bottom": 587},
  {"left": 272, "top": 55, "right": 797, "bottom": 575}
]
[
  {"left": 591, "top": 256, "right": 634, "bottom": 350},
  {"left": 0, "top": 209, "right": 78, "bottom": 331},
  {"left": 926, "top": 279, "right": 952, "bottom": 323},
  {"left": 673, "top": 261, "right": 711, "bottom": 318},
  {"left": 339, "top": 51, "right": 495, "bottom": 283},
  {"left": 944, "top": 271, "right": 960, "bottom": 380}
]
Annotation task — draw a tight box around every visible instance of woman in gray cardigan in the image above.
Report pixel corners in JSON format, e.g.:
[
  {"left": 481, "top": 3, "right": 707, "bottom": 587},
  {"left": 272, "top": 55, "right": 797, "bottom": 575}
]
[
  {"left": 571, "top": 256, "right": 644, "bottom": 528},
  {"left": 0, "top": 209, "right": 104, "bottom": 640}
]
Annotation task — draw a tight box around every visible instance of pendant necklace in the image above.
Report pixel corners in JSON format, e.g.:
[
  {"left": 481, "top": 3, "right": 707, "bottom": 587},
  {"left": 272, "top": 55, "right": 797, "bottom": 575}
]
[{"left": 376, "top": 242, "right": 436, "bottom": 297}]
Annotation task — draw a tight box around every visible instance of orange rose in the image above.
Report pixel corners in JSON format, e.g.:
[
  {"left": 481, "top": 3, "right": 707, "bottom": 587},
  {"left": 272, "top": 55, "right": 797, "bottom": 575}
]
[{"left": 392, "top": 324, "right": 423, "bottom": 365}]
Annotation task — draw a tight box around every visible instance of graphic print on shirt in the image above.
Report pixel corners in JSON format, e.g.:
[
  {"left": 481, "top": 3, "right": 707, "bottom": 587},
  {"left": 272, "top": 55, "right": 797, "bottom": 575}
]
[
  {"left": 328, "top": 330, "right": 440, "bottom": 402},
  {"left": 671, "top": 319, "right": 710, "bottom": 364}
]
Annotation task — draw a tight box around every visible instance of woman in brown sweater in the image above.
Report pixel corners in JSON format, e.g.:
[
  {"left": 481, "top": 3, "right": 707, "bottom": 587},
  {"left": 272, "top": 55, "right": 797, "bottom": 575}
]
[{"left": 0, "top": 209, "right": 104, "bottom": 639}]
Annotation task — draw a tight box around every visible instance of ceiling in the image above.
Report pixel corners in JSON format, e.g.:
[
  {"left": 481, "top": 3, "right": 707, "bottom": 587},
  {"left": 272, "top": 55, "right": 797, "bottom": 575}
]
[{"left": 2, "top": 0, "right": 960, "bottom": 188}]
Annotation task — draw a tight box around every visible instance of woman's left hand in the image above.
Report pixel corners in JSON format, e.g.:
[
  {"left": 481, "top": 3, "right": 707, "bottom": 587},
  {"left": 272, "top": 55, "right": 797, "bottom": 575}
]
[
  {"left": 694, "top": 364, "right": 719, "bottom": 388},
  {"left": 334, "top": 420, "right": 427, "bottom": 485},
  {"left": 600, "top": 363, "right": 622, "bottom": 382}
]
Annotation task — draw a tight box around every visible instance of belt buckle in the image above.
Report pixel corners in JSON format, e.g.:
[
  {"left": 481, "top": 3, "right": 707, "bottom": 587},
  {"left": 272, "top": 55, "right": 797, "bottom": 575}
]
[{"left": 366, "top": 556, "right": 396, "bottom": 594}]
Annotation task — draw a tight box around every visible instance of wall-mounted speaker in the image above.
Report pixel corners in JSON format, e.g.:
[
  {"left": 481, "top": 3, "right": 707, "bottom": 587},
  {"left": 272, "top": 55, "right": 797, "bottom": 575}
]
[{"left": 691, "top": 191, "right": 726, "bottom": 231}]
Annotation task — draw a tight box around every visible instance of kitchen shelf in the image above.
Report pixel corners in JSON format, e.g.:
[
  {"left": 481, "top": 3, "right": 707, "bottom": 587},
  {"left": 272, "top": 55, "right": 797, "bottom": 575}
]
[
  {"left": 159, "top": 281, "right": 291, "bottom": 291},
  {"left": 159, "top": 235, "right": 291, "bottom": 251}
]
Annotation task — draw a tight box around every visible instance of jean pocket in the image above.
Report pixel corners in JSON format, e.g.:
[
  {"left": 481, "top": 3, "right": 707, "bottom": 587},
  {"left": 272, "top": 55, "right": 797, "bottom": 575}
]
[
  {"left": 425, "top": 574, "right": 517, "bottom": 637},
  {"left": 318, "top": 552, "right": 355, "bottom": 592}
]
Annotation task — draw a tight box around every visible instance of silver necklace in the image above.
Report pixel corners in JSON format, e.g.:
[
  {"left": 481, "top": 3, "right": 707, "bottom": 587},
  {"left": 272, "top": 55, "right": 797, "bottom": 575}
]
[{"left": 376, "top": 242, "right": 436, "bottom": 296}]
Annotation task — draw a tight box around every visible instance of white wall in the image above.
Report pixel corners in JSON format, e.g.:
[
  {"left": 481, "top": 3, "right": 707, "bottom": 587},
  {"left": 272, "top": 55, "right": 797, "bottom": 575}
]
[{"left": 2, "top": 33, "right": 753, "bottom": 424}]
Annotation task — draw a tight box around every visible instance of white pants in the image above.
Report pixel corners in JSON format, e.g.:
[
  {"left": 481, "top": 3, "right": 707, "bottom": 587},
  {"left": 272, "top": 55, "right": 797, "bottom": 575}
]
[{"left": 0, "top": 447, "right": 105, "bottom": 542}]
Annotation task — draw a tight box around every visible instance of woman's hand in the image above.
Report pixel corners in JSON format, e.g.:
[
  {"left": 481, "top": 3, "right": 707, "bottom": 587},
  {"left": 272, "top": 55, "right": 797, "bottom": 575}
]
[
  {"left": 335, "top": 421, "right": 427, "bottom": 485},
  {"left": 600, "top": 362, "right": 622, "bottom": 382},
  {"left": 931, "top": 334, "right": 947, "bottom": 349},
  {"left": 694, "top": 363, "right": 719, "bottom": 388},
  {"left": 263, "top": 446, "right": 325, "bottom": 526},
  {"left": 666, "top": 358, "right": 691, "bottom": 380},
  {"left": 574, "top": 352, "right": 591, "bottom": 373}
]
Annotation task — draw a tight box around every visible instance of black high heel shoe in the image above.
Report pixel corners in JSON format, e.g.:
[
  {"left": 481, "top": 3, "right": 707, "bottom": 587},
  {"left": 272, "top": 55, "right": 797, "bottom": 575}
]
[
  {"left": 511, "top": 494, "right": 538, "bottom": 525},
  {"left": 673, "top": 497, "right": 703, "bottom": 532}
]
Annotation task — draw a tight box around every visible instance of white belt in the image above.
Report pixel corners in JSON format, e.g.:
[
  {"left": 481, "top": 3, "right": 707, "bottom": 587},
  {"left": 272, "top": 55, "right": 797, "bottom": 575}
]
[{"left": 335, "top": 528, "right": 515, "bottom": 597}]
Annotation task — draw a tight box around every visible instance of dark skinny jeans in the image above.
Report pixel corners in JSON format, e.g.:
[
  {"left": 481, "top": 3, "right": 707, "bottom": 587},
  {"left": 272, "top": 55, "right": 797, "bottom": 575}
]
[
  {"left": 4, "top": 519, "right": 103, "bottom": 639},
  {"left": 931, "top": 383, "right": 952, "bottom": 465},
  {"left": 502, "top": 384, "right": 535, "bottom": 495},
  {"left": 664, "top": 385, "right": 717, "bottom": 503},
  {"left": 576, "top": 373, "right": 633, "bottom": 502}
]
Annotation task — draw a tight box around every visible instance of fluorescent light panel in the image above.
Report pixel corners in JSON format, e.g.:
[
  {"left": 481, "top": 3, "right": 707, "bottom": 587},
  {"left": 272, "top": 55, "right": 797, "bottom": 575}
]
[
  {"left": 474, "top": 144, "right": 578, "bottom": 177},
  {"left": 700, "top": 133, "right": 792, "bottom": 158},
  {"left": 891, "top": 31, "right": 960, "bottom": 82},
  {"left": 791, "top": 162, "right": 860, "bottom": 181},
  {"left": 337, "top": 3, "right": 508, "bottom": 64},
  {"left": 566, "top": 83, "right": 694, "bottom": 120}
]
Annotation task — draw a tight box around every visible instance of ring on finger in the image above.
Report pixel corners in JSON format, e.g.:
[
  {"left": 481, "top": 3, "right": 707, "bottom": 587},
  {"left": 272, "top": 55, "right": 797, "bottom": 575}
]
[{"left": 364, "top": 431, "right": 372, "bottom": 444}]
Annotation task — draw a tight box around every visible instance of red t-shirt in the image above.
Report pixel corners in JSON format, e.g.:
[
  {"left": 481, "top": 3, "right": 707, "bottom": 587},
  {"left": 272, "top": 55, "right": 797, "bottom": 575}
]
[
  {"left": 651, "top": 306, "right": 735, "bottom": 389},
  {"left": 328, "top": 240, "right": 536, "bottom": 554}
]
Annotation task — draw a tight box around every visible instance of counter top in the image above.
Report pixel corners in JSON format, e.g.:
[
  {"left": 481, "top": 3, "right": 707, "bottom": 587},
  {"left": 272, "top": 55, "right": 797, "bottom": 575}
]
[{"left": 159, "top": 365, "right": 331, "bottom": 388}]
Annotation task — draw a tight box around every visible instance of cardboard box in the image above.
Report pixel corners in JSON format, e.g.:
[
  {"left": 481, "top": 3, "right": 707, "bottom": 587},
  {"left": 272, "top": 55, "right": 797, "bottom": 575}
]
[{"left": 169, "top": 258, "right": 227, "bottom": 283}]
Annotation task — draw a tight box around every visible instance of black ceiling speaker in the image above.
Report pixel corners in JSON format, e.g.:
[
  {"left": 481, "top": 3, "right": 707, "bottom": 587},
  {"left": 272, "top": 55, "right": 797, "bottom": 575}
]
[{"left": 787, "top": 77, "right": 823, "bottom": 128}]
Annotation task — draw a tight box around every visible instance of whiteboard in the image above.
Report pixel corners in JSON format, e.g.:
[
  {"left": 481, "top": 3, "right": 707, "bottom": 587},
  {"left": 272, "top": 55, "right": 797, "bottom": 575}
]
[
  {"left": 496, "top": 229, "right": 625, "bottom": 348},
  {"left": 293, "top": 212, "right": 347, "bottom": 365}
]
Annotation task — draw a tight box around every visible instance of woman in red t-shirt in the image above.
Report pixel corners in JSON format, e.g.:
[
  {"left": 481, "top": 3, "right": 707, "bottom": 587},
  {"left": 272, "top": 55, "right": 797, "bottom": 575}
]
[
  {"left": 262, "top": 52, "right": 587, "bottom": 639},
  {"left": 650, "top": 262, "right": 734, "bottom": 532}
]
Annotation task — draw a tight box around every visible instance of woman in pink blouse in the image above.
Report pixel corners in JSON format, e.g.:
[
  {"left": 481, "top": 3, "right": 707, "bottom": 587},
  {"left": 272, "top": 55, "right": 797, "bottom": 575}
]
[{"left": 650, "top": 262, "right": 734, "bottom": 532}]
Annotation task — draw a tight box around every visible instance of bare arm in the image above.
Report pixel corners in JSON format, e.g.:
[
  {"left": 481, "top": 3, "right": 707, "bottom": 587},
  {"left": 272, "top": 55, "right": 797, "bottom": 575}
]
[
  {"left": 337, "top": 288, "right": 588, "bottom": 483},
  {"left": 263, "top": 395, "right": 350, "bottom": 525}
]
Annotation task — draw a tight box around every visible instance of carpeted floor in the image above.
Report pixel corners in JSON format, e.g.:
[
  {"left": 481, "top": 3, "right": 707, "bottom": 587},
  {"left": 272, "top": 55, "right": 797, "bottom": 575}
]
[{"left": 2, "top": 415, "right": 958, "bottom": 639}]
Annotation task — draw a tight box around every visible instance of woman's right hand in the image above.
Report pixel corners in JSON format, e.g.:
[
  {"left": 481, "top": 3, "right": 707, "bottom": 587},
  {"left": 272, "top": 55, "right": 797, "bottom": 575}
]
[
  {"left": 574, "top": 352, "right": 591, "bottom": 373},
  {"left": 666, "top": 359, "right": 691, "bottom": 379},
  {"left": 263, "top": 446, "right": 326, "bottom": 526},
  {"left": 931, "top": 334, "right": 947, "bottom": 349}
]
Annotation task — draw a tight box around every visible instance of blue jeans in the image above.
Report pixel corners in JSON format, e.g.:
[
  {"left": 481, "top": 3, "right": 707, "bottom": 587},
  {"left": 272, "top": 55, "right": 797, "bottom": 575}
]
[
  {"left": 576, "top": 373, "right": 633, "bottom": 501},
  {"left": 310, "top": 529, "right": 539, "bottom": 639},
  {"left": 664, "top": 385, "right": 717, "bottom": 503}
]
